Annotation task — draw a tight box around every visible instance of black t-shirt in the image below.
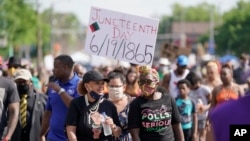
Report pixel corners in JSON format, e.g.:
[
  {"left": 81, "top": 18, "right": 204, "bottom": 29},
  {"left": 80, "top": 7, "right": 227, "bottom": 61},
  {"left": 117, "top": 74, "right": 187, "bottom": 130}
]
[
  {"left": 65, "top": 96, "right": 121, "bottom": 141},
  {"left": 128, "top": 92, "right": 181, "bottom": 141}
]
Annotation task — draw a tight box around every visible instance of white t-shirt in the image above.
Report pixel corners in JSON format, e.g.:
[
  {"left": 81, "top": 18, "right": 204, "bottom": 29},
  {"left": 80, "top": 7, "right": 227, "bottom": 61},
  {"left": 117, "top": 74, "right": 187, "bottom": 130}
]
[{"left": 168, "top": 69, "right": 190, "bottom": 98}]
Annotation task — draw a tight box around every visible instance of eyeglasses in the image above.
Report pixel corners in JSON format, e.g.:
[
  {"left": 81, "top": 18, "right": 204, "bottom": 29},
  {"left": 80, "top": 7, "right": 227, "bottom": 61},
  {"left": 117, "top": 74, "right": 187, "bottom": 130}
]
[
  {"left": 138, "top": 79, "right": 154, "bottom": 85},
  {"left": 108, "top": 85, "right": 123, "bottom": 88}
]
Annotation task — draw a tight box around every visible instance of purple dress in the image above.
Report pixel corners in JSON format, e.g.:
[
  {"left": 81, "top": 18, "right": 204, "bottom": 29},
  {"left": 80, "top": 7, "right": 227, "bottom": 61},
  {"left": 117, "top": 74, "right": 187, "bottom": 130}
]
[{"left": 209, "top": 95, "right": 250, "bottom": 141}]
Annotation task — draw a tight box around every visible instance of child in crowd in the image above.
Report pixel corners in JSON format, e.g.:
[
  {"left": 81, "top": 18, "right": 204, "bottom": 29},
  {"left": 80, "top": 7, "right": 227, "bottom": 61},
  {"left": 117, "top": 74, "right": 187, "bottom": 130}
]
[
  {"left": 186, "top": 72, "right": 212, "bottom": 141},
  {"left": 176, "top": 79, "right": 198, "bottom": 141}
]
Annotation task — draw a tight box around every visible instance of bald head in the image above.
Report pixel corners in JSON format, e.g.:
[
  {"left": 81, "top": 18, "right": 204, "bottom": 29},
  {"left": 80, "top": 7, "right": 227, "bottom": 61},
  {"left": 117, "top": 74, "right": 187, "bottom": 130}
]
[{"left": 74, "top": 64, "right": 86, "bottom": 78}]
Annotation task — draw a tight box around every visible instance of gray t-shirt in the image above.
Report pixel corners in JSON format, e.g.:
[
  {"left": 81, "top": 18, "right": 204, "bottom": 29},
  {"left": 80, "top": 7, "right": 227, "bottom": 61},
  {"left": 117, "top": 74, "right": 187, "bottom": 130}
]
[
  {"left": 0, "top": 77, "right": 20, "bottom": 136},
  {"left": 189, "top": 85, "right": 210, "bottom": 120}
]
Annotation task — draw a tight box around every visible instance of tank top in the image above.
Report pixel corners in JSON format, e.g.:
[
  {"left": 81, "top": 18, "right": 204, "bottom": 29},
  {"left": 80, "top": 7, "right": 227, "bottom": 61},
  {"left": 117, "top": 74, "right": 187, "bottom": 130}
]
[
  {"left": 169, "top": 69, "right": 190, "bottom": 98},
  {"left": 216, "top": 86, "right": 239, "bottom": 106}
]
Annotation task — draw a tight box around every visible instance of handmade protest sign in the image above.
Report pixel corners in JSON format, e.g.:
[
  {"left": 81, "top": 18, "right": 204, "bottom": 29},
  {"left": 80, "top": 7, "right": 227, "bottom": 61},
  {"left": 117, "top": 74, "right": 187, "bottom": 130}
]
[{"left": 84, "top": 6, "right": 159, "bottom": 66}]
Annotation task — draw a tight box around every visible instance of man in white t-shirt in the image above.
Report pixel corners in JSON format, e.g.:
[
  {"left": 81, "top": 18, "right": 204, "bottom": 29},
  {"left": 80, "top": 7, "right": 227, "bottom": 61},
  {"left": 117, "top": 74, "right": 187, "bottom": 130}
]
[{"left": 160, "top": 55, "right": 190, "bottom": 98}]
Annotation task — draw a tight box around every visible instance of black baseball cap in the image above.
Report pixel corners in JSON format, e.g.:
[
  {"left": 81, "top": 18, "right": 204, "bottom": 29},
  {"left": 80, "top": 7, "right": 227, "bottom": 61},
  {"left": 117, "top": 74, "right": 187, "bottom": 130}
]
[{"left": 82, "top": 70, "right": 109, "bottom": 83}]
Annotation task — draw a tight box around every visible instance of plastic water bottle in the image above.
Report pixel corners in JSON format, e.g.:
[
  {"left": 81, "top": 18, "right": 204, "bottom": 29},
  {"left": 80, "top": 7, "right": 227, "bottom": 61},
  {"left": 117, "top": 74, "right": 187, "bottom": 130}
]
[
  {"left": 102, "top": 112, "right": 112, "bottom": 136},
  {"left": 197, "top": 98, "right": 203, "bottom": 114}
]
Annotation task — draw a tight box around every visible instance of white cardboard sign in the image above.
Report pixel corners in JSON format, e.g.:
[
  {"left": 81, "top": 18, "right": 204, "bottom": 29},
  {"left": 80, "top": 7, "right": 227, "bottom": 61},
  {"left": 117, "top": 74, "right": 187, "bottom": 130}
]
[{"left": 84, "top": 6, "right": 159, "bottom": 66}]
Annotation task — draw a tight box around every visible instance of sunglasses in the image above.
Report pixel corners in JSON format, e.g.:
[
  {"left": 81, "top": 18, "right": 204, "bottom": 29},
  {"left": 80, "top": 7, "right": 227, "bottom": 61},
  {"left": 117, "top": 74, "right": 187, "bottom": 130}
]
[{"left": 138, "top": 79, "right": 154, "bottom": 85}]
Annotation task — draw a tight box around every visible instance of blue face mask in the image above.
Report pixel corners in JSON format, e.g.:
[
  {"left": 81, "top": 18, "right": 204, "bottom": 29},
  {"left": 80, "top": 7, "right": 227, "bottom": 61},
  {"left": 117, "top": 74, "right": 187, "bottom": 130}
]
[{"left": 89, "top": 91, "right": 103, "bottom": 100}]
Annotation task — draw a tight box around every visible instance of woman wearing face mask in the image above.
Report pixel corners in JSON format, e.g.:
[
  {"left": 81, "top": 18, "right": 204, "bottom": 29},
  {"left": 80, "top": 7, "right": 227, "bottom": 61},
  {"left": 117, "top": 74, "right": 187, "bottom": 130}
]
[
  {"left": 65, "top": 70, "right": 121, "bottom": 141},
  {"left": 107, "top": 68, "right": 134, "bottom": 141},
  {"left": 128, "top": 65, "right": 184, "bottom": 141}
]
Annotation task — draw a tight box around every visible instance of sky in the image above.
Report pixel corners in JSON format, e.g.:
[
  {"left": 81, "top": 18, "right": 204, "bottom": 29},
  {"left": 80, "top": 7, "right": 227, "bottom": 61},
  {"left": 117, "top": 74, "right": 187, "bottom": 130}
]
[{"left": 38, "top": 0, "right": 239, "bottom": 25}]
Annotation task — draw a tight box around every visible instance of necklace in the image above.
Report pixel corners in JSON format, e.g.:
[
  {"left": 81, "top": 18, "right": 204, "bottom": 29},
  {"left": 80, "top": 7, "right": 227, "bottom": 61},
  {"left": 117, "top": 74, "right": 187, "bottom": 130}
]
[{"left": 84, "top": 95, "right": 104, "bottom": 124}]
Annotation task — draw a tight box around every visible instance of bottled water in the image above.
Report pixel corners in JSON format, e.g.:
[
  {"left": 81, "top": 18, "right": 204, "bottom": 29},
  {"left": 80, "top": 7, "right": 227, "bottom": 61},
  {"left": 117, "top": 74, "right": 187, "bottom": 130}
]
[{"left": 102, "top": 112, "right": 112, "bottom": 136}]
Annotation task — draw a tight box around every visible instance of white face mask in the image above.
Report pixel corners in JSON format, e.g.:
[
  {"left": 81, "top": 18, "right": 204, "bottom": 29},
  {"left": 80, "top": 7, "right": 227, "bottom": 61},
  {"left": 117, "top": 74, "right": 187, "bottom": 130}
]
[{"left": 108, "top": 87, "right": 124, "bottom": 101}]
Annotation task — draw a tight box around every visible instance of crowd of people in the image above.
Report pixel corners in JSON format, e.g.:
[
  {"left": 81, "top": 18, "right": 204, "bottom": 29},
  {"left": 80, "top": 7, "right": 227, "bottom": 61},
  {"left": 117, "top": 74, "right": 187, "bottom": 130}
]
[{"left": 0, "top": 53, "right": 250, "bottom": 141}]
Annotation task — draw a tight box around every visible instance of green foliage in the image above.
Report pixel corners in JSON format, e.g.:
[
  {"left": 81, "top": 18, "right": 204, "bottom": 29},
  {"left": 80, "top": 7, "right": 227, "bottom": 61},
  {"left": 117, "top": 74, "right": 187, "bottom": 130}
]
[
  {"left": 1, "top": 0, "right": 37, "bottom": 44},
  {"left": 158, "top": 15, "right": 173, "bottom": 34},
  {"left": 198, "top": 34, "right": 209, "bottom": 44},
  {"left": 171, "top": 2, "right": 217, "bottom": 22},
  {"left": 0, "top": 0, "right": 81, "bottom": 58},
  {"left": 158, "top": 2, "right": 219, "bottom": 34},
  {"left": 215, "top": 0, "right": 250, "bottom": 56},
  {"left": 41, "top": 9, "right": 83, "bottom": 50},
  {"left": 0, "top": 0, "right": 49, "bottom": 58}
]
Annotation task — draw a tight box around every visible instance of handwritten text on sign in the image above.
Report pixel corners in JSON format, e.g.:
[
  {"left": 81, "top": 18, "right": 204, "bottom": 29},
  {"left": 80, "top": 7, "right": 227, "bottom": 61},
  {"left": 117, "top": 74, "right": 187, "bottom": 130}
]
[{"left": 84, "top": 7, "right": 159, "bottom": 66}]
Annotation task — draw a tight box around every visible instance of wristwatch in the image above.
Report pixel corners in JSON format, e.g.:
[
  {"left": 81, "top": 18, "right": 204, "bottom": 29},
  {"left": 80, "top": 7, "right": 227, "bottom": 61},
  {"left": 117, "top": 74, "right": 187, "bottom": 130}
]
[{"left": 58, "top": 88, "right": 65, "bottom": 95}]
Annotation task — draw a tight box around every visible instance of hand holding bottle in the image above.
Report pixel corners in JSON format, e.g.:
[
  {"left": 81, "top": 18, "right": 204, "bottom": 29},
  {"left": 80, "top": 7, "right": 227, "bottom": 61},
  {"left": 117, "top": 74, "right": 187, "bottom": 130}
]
[
  {"left": 102, "top": 112, "right": 112, "bottom": 136},
  {"left": 197, "top": 99, "right": 204, "bottom": 114}
]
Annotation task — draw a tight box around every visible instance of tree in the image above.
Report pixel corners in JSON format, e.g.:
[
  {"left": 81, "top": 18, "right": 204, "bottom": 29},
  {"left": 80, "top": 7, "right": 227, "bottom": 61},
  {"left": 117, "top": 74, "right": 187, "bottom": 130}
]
[
  {"left": 1, "top": 0, "right": 37, "bottom": 44},
  {"left": 158, "top": 2, "right": 219, "bottom": 34},
  {"left": 158, "top": 15, "right": 174, "bottom": 34},
  {"left": 0, "top": 0, "right": 82, "bottom": 60},
  {"left": 0, "top": 0, "right": 51, "bottom": 60},
  {"left": 215, "top": 0, "right": 250, "bottom": 56},
  {"left": 41, "top": 9, "right": 83, "bottom": 54},
  {"left": 172, "top": 2, "right": 217, "bottom": 22}
]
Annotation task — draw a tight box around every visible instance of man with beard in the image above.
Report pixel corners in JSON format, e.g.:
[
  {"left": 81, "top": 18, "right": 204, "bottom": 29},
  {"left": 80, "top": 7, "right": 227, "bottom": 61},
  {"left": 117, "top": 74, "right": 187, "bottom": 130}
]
[
  {"left": 11, "top": 69, "right": 47, "bottom": 141},
  {"left": 128, "top": 65, "right": 184, "bottom": 141},
  {"left": 161, "top": 55, "right": 190, "bottom": 98}
]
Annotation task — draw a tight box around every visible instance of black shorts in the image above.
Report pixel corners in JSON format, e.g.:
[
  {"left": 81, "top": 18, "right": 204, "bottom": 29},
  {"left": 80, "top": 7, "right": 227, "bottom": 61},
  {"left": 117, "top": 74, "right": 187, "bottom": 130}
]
[{"left": 183, "top": 128, "right": 192, "bottom": 141}]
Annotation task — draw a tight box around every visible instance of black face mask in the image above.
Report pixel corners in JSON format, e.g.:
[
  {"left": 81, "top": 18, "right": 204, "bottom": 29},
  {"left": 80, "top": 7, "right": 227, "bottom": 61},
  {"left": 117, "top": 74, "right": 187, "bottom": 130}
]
[
  {"left": 17, "top": 84, "right": 29, "bottom": 95},
  {"left": 89, "top": 91, "right": 103, "bottom": 100}
]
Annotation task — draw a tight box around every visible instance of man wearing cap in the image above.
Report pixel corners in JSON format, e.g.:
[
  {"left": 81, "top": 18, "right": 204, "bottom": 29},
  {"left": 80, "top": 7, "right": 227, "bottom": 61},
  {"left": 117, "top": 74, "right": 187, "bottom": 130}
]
[
  {"left": 7, "top": 56, "right": 22, "bottom": 79},
  {"left": 0, "top": 75, "right": 20, "bottom": 141},
  {"left": 11, "top": 69, "right": 47, "bottom": 141},
  {"left": 161, "top": 55, "right": 190, "bottom": 98},
  {"left": 40, "top": 54, "right": 81, "bottom": 141}
]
